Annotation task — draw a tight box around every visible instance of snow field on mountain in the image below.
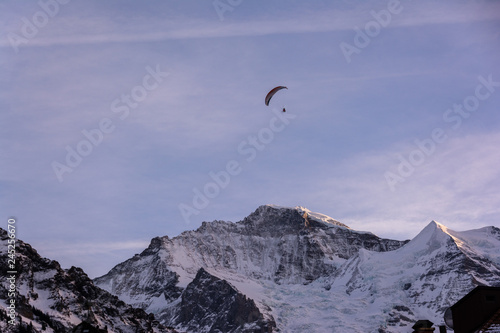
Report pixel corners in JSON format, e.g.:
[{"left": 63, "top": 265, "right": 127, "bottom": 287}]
[
  {"left": 93, "top": 206, "right": 500, "bottom": 332},
  {"left": 449, "top": 226, "right": 500, "bottom": 264}
]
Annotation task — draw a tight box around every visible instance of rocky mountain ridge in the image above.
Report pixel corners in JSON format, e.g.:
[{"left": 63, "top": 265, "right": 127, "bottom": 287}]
[
  {"left": 93, "top": 205, "right": 500, "bottom": 332},
  {"left": 95, "top": 205, "right": 500, "bottom": 331},
  {"left": 2, "top": 205, "right": 499, "bottom": 332},
  {"left": 94, "top": 206, "right": 408, "bottom": 313},
  {"left": 0, "top": 228, "right": 175, "bottom": 333}
]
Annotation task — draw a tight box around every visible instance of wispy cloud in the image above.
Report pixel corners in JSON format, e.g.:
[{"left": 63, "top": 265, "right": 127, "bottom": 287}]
[
  {"left": 36, "top": 239, "right": 151, "bottom": 256},
  {"left": 2, "top": 1, "right": 499, "bottom": 49},
  {"left": 305, "top": 131, "right": 500, "bottom": 239}
]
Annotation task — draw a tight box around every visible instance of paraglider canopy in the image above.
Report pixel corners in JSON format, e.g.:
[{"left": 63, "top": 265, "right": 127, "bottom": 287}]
[{"left": 265, "top": 86, "right": 287, "bottom": 106}]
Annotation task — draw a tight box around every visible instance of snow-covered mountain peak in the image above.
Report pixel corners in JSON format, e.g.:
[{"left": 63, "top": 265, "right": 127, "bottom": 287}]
[
  {"left": 95, "top": 205, "right": 408, "bottom": 330},
  {"left": 400, "top": 220, "right": 455, "bottom": 253},
  {"left": 92, "top": 206, "right": 500, "bottom": 332},
  {"left": 403, "top": 221, "right": 500, "bottom": 262},
  {"left": 253, "top": 204, "right": 349, "bottom": 230},
  {"left": 295, "top": 206, "right": 350, "bottom": 228},
  {"left": 446, "top": 225, "right": 500, "bottom": 266},
  {"left": 3, "top": 209, "right": 500, "bottom": 332}
]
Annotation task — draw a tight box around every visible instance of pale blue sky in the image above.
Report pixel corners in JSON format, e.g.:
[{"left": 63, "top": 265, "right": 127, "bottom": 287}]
[{"left": 2, "top": 0, "right": 500, "bottom": 277}]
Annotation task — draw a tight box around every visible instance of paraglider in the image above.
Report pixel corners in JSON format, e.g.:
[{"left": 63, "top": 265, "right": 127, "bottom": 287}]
[{"left": 265, "top": 86, "right": 287, "bottom": 112}]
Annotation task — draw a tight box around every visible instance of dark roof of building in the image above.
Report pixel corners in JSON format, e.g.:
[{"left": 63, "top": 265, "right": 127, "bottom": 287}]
[{"left": 451, "top": 286, "right": 500, "bottom": 310}]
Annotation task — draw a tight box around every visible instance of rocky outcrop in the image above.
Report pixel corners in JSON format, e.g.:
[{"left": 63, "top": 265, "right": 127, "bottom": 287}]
[
  {"left": 94, "top": 237, "right": 183, "bottom": 309},
  {"left": 0, "top": 228, "right": 173, "bottom": 333},
  {"left": 164, "top": 268, "right": 275, "bottom": 333}
]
